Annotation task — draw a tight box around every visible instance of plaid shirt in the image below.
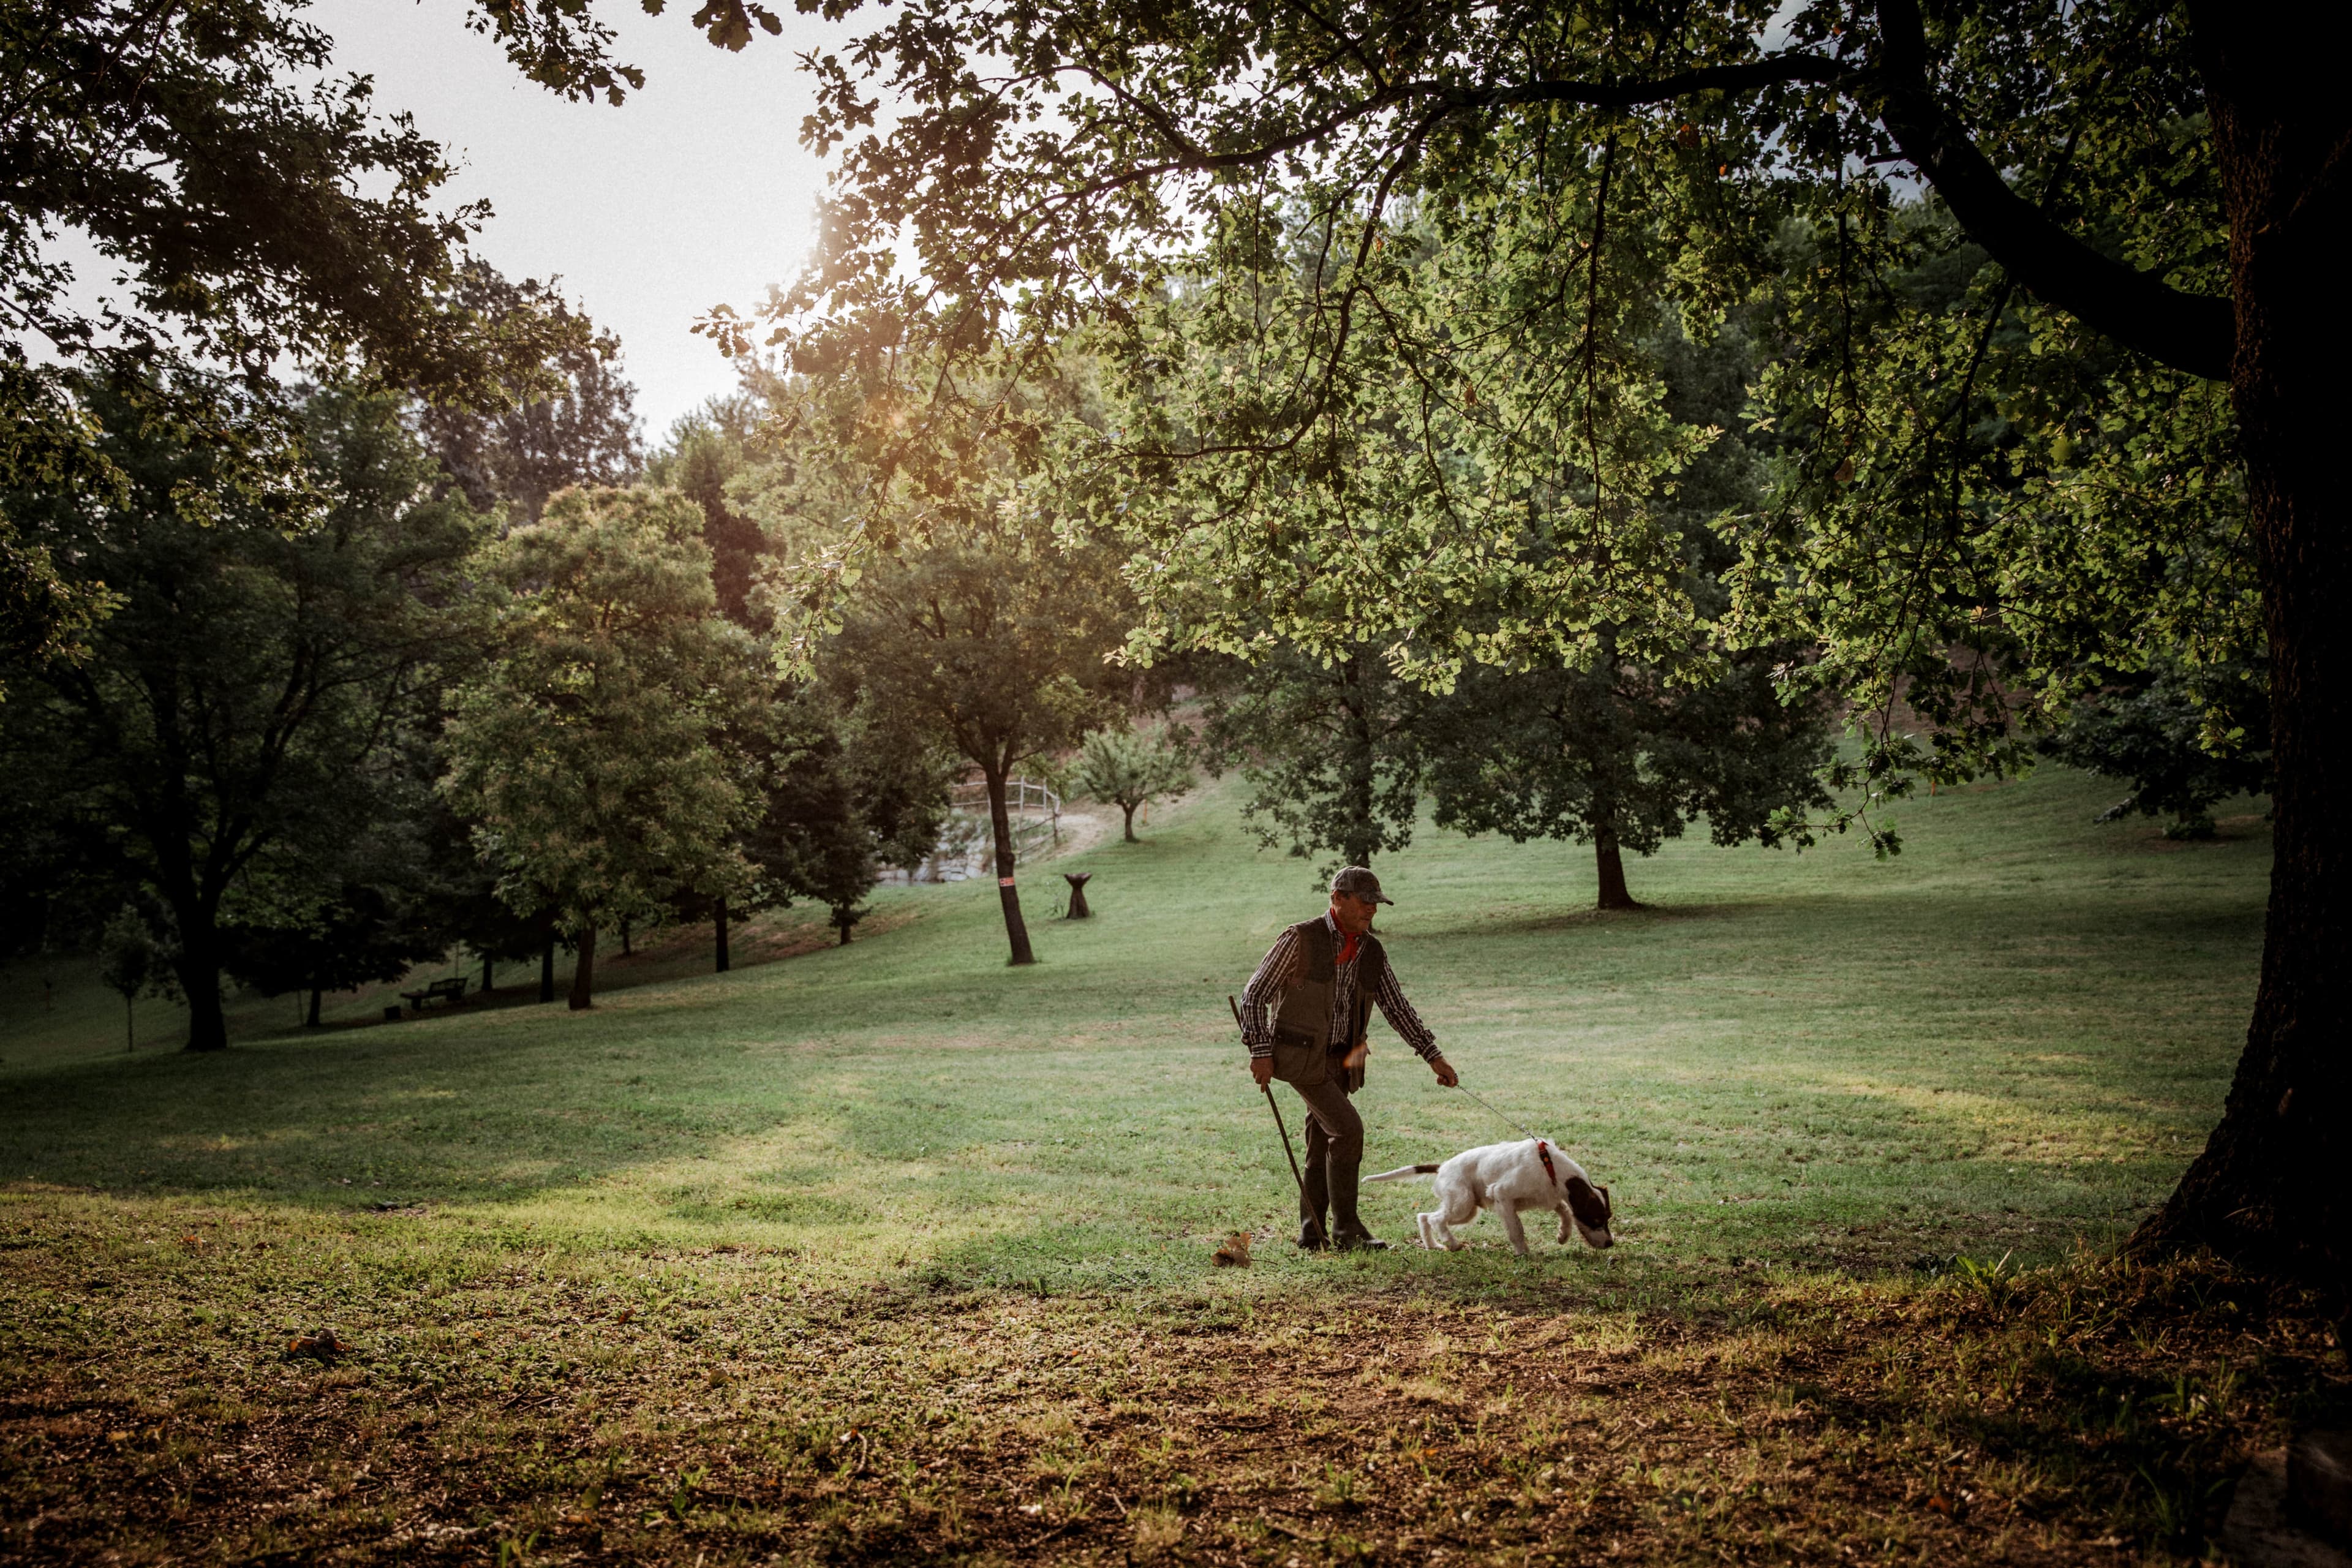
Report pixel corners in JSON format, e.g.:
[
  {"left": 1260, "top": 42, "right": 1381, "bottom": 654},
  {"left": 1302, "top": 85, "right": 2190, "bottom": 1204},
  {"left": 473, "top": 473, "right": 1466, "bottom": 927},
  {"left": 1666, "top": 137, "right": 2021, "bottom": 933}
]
[{"left": 1239, "top": 913, "right": 1439, "bottom": 1063}]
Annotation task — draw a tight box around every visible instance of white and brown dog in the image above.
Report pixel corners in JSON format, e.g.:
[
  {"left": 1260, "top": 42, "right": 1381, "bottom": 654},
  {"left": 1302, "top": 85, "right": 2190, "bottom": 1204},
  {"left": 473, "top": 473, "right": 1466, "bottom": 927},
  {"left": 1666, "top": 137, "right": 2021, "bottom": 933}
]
[{"left": 1368, "top": 1139, "right": 1614, "bottom": 1255}]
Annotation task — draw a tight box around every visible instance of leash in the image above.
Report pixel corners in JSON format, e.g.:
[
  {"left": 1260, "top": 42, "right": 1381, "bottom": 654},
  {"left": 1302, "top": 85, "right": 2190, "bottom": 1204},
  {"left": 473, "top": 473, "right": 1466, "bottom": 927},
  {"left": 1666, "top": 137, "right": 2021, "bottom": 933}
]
[
  {"left": 1229, "top": 995, "right": 1306, "bottom": 1198},
  {"left": 1452, "top": 1080, "right": 1565, "bottom": 1196},
  {"left": 1450, "top": 1081, "right": 1540, "bottom": 1142}
]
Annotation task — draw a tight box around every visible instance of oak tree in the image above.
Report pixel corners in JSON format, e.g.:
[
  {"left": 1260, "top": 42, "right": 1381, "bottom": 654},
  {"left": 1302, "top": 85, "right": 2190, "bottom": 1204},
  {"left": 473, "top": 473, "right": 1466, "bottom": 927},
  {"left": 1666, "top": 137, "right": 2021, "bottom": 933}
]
[{"left": 440, "top": 487, "right": 763, "bottom": 1007}]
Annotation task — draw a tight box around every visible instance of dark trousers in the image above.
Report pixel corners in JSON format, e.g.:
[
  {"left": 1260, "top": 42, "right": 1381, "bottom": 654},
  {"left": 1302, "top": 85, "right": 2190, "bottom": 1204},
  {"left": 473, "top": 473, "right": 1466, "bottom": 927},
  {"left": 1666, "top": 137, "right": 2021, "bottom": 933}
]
[{"left": 1291, "top": 1069, "right": 1370, "bottom": 1242}]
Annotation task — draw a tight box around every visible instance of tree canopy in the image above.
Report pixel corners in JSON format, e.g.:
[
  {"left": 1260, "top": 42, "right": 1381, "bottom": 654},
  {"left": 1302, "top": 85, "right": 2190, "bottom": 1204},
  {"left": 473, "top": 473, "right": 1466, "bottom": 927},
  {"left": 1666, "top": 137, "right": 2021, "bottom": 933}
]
[
  {"left": 0, "top": 380, "right": 485, "bottom": 1050},
  {"left": 440, "top": 486, "right": 766, "bottom": 1008},
  {"left": 521, "top": 0, "right": 2342, "bottom": 1281},
  {"left": 0, "top": 0, "right": 586, "bottom": 679}
]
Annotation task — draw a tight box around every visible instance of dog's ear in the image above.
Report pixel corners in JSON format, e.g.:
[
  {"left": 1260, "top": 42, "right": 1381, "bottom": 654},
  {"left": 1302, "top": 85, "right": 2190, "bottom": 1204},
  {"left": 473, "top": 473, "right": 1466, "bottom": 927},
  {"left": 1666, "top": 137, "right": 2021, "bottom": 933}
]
[
  {"left": 1565, "top": 1175, "right": 1611, "bottom": 1231},
  {"left": 1597, "top": 1184, "right": 1613, "bottom": 1222}
]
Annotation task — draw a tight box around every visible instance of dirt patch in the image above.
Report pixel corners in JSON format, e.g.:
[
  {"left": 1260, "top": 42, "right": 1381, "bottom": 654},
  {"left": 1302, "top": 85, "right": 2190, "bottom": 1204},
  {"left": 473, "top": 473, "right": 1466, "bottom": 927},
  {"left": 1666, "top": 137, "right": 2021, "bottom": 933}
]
[{"left": 1, "top": 1231, "right": 2339, "bottom": 1565}]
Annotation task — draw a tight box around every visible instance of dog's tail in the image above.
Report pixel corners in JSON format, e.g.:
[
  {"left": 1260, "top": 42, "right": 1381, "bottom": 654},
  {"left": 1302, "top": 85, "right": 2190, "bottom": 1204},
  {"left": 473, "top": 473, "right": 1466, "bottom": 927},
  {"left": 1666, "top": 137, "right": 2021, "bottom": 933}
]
[{"left": 1365, "top": 1163, "right": 1441, "bottom": 1183}]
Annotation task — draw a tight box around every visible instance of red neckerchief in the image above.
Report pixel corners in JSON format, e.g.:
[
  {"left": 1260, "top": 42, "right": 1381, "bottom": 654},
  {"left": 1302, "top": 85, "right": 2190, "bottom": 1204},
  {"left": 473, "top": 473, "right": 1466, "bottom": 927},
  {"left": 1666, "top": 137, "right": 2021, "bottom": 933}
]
[
  {"left": 1535, "top": 1139, "right": 1560, "bottom": 1189},
  {"left": 1330, "top": 911, "right": 1361, "bottom": 967}
]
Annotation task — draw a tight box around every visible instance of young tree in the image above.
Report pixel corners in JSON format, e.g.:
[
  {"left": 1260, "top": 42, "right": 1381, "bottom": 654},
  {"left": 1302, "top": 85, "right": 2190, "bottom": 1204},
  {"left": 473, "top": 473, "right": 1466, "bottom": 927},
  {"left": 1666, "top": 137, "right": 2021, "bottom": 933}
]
[
  {"left": 1069, "top": 724, "right": 1193, "bottom": 842},
  {"left": 96, "top": 906, "right": 165, "bottom": 1053},
  {"left": 0, "top": 382, "right": 485, "bottom": 1050},
  {"left": 415, "top": 261, "right": 645, "bottom": 525},
  {"left": 741, "top": 366, "right": 1136, "bottom": 965},
  {"left": 440, "top": 487, "right": 763, "bottom": 1008}
]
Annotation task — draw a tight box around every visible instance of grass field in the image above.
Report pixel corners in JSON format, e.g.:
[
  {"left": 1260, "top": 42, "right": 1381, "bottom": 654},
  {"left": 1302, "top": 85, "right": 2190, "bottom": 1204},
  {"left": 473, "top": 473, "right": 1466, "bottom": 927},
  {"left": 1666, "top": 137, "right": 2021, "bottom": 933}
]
[{"left": 2, "top": 767, "right": 2342, "bottom": 1565}]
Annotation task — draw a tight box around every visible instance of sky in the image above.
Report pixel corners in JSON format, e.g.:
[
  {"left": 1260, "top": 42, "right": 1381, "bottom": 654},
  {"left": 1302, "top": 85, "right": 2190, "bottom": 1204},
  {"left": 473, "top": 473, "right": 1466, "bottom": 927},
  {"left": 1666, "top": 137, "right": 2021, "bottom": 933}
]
[{"left": 314, "top": 0, "right": 861, "bottom": 443}]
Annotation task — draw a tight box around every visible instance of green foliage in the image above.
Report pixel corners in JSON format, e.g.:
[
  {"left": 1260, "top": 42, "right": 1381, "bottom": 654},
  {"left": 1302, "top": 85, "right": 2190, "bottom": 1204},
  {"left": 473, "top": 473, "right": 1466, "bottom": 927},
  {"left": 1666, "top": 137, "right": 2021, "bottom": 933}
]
[
  {"left": 1069, "top": 723, "right": 1193, "bottom": 841},
  {"left": 0, "top": 1, "right": 589, "bottom": 674},
  {"left": 439, "top": 486, "right": 766, "bottom": 991},
  {"left": 1729, "top": 183, "right": 2248, "bottom": 835},
  {"left": 644, "top": 396, "right": 774, "bottom": 624},
  {"left": 224, "top": 881, "right": 448, "bottom": 1012},
  {"left": 734, "top": 685, "right": 953, "bottom": 925},
  {"left": 1422, "top": 641, "right": 1833, "bottom": 902},
  {"left": 94, "top": 907, "right": 165, "bottom": 1006},
  {"left": 0, "top": 379, "right": 486, "bottom": 1048},
  {"left": 1199, "top": 648, "right": 1426, "bottom": 874},
  {"left": 2040, "top": 660, "right": 2269, "bottom": 839},
  {"left": 731, "top": 359, "right": 1140, "bottom": 957},
  {"left": 416, "top": 262, "right": 645, "bottom": 526},
  {"left": 664, "top": 0, "right": 2255, "bottom": 867}
]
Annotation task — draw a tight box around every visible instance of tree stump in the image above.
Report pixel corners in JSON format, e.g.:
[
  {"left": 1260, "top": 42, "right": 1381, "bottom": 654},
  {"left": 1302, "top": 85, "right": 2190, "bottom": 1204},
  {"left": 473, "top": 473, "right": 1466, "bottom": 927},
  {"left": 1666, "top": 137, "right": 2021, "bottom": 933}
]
[{"left": 1063, "top": 872, "right": 1093, "bottom": 919}]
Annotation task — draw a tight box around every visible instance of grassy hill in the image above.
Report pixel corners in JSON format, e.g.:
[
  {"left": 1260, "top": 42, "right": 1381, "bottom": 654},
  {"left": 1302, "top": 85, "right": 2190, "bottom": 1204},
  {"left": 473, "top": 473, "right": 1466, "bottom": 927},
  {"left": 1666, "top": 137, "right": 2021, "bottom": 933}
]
[{"left": 4, "top": 767, "right": 2335, "bottom": 1566}]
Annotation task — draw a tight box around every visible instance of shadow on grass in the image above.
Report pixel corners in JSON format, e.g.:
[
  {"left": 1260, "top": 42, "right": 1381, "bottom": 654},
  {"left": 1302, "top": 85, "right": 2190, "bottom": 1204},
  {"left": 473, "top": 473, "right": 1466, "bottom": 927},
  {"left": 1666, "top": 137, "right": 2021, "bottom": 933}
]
[
  {"left": 0, "top": 1013, "right": 767, "bottom": 1208},
  {"left": 1434, "top": 900, "right": 1735, "bottom": 937}
]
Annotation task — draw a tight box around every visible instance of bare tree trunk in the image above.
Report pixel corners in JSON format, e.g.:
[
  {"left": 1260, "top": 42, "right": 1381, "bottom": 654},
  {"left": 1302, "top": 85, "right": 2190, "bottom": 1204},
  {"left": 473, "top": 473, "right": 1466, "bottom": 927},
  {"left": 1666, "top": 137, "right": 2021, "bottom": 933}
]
[
  {"left": 2137, "top": 15, "right": 2350, "bottom": 1285},
  {"left": 619, "top": 918, "right": 632, "bottom": 958},
  {"left": 124, "top": 997, "right": 134, "bottom": 1054},
  {"left": 984, "top": 761, "right": 1037, "bottom": 965},
  {"left": 1594, "top": 829, "right": 1638, "bottom": 911},
  {"left": 568, "top": 924, "right": 598, "bottom": 1011},
  {"left": 173, "top": 945, "right": 227, "bottom": 1052},
  {"left": 1121, "top": 802, "right": 1138, "bottom": 842},
  {"left": 481, "top": 953, "right": 494, "bottom": 993},
  {"left": 538, "top": 938, "right": 556, "bottom": 1004},
  {"left": 715, "top": 895, "right": 730, "bottom": 973},
  {"left": 306, "top": 988, "right": 322, "bottom": 1027}
]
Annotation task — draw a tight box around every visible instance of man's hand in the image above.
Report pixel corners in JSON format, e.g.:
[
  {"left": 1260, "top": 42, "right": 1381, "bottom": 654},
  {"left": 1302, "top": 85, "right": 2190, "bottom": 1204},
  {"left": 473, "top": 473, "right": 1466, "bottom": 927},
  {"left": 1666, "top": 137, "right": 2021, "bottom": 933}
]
[
  {"left": 1251, "top": 1055, "right": 1274, "bottom": 1088},
  {"left": 1430, "top": 1055, "right": 1459, "bottom": 1088}
]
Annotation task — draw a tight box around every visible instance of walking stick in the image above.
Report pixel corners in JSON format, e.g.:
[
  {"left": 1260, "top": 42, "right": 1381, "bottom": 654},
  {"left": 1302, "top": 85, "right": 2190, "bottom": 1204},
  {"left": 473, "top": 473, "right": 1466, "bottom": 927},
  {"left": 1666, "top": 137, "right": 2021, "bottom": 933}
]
[{"left": 1230, "top": 995, "right": 1306, "bottom": 1199}]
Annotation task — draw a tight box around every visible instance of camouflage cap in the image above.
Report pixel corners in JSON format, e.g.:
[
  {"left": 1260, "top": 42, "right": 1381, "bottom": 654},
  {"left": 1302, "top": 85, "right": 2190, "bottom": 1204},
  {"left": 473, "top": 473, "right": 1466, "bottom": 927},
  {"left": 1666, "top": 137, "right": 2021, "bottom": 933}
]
[{"left": 1329, "top": 866, "right": 1393, "bottom": 904}]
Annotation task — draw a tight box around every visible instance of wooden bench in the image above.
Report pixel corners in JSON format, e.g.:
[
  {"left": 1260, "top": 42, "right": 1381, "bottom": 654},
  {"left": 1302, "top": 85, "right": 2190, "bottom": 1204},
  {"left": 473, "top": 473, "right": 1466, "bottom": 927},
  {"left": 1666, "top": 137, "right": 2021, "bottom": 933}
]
[{"left": 399, "top": 976, "right": 469, "bottom": 1012}]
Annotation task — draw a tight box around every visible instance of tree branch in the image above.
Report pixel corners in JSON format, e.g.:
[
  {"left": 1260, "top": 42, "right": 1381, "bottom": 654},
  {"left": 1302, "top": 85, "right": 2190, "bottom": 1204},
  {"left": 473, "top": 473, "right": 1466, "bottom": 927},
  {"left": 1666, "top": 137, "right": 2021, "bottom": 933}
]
[{"left": 1869, "top": 0, "right": 2231, "bottom": 379}]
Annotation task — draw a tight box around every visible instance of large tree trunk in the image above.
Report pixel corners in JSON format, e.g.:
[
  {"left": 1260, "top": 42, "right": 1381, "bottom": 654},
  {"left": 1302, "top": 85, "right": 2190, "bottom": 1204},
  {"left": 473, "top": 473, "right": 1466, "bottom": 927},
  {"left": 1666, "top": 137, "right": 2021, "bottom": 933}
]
[
  {"left": 1121, "top": 802, "right": 1138, "bottom": 842},
  {"left": 538, "top": 938, "right": 556, "bottom": 1004},
  {"left": 568, "top": 924, "right": 598, "bottom": 1011},
  {"left": 175, "top": 943, "right": 228, "bottom": 1052},
  {"left": 1593, "top": 827, "right": 1638, "bottom": 911},
  {"left": 2136, "top": 19, "right": 2350, "bottom": 1286},
  {"left": 984, "top": 762, "right": 1037, "bottom": 965},
  {"left": 306, "top": 988, "right": 322, "bottom": 1028},
  {"left": 715, "top": 895, "right": 730, "bottom": 973}
]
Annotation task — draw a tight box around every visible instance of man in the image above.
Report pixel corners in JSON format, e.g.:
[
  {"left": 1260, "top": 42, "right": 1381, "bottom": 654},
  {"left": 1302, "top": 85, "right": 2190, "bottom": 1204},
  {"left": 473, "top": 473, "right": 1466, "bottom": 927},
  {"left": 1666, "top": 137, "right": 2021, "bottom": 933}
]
[{"left": 1240, "top": 866, "right": 1458, "bottom": 1251}]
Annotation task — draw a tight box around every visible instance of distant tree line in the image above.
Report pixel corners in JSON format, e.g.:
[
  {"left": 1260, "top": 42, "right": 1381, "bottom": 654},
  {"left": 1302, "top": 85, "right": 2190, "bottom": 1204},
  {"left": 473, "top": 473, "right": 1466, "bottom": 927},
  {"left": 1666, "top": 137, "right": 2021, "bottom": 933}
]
[{"left": 0, "top": 299, "right": 967, "bottom": 1042}]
